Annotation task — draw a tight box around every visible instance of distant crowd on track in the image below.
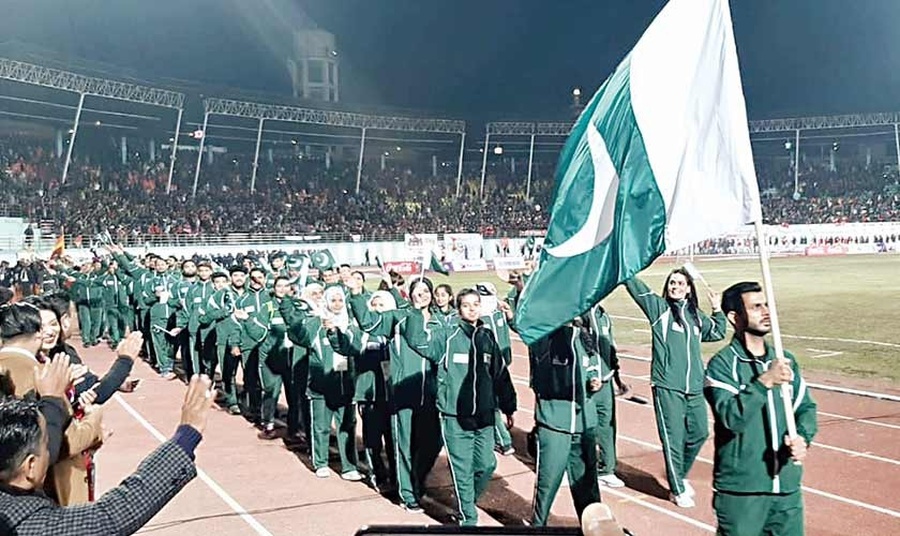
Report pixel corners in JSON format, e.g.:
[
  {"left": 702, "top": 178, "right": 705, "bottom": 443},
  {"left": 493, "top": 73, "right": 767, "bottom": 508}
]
[{"left": 0, "top": 239, "right": 818, "bottom": 536}]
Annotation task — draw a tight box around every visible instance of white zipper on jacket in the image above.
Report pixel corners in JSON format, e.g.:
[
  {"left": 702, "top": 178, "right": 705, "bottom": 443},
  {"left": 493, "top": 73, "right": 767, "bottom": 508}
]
[
  {"left": 681, "top": 301, "right": 691, "bottom": 392},
  {"left": 569, "top": 328, "right": 577, "bottom": 434},
  {"left": 471, "top": 328, "right": 478, "bottom": 415}
]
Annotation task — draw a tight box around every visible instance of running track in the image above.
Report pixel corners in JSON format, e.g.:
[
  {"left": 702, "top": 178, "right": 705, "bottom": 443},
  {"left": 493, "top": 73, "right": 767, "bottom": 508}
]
[{"left": 83, "top": 337, "right": 900, "bottom": 535}]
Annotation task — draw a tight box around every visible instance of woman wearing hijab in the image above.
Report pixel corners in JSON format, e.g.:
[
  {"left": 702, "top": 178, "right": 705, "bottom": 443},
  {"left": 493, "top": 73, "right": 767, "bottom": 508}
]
[
  {"left": 287, "top": 285, "right": 362, "bottom": 481},
  {"left": 345, "top": 275, "right": 441, "bottom": 514},
  {"left": 623, "top": 268, "right": 726, "bottom": 508},
  {"left": 331, "top": 290, "right": 397, "bottom": 493}
]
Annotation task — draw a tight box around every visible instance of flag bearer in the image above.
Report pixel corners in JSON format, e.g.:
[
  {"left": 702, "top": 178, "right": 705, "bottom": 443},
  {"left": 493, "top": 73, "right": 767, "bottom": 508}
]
[{"left": 705, "top": 281, "right": 817, "bottom": 536}]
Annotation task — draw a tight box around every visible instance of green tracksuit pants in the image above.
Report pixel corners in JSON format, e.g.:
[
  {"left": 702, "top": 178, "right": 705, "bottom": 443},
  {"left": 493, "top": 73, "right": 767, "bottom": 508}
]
[
  {"left": 198, "top": 329, "right": 217, "bottom": 378},
  {"left": 291, "top": 350, "right": 310, "bottom": 437},
  {"left": 150, "top": 322, "right": 174, "bottom": 374},
  {"left": 309, "top": 398, "right": 358, "bottom": 474},
  {"left": 77, "top": 304, "right": 102, "bottom": 345},
  {"left": 439, "top": 416, "right": 496, "bottom": 527},
  {"left": 217, "top": 344, "right": 241, "bottom": 407},
  {"left": 105, "top": 305, "right": 130, "bottom": 346},
  {"left": 174, "top": 330, "right": 194, "bottom": 377},
  {"left": 714, "top": 490, "right": 804, "bottom": 536},
  {"left": 531, "top": 425, "right": 600, "bottom": 527},
  {"left": 652, "top": 386, "right": 709, "bottom": 497},
  {"left": 595, "top": 380, "right": 618, "bottom": 476},
  {"left": 259, "top": 342, "right": 290, "bottom": 427},
  {"left": 240, "top": 347, "right": 262, "bottom": 419},
  {"left": 392, "top": 406, "right": 442, "bottom": 507},
  {"left": 494, "top": 409, "right": 513, "bottom": 451},
  {"left": 360, "top": 401, "right": 395, "bottom": 487}
]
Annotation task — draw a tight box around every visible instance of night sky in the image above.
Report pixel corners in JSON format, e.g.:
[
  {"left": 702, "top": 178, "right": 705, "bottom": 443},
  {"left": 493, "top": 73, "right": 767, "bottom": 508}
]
[{"left": 2, "top": 0, "right": 899, "bottom": 121}]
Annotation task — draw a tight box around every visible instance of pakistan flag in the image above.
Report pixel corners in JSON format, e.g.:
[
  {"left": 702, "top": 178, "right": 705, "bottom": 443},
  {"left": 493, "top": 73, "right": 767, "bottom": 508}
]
[{"left": 515, "top": 0, "right": 761, "bottom": 344}]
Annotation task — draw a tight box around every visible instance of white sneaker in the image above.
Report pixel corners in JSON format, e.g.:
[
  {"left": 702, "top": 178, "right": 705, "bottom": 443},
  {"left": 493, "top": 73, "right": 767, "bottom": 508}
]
[
  {"left": 315, "top": 467, "right": 331, "bottom": 478},
  {"left": 682, "top": 479, "right": 696, "bottom": 498},
  {"left": 341, "top": 470, "right": 363, "bottom": 482},
  {"left": 598, "top": 474, "right": 626, "bottom": 488},
  {"left": 670, "top": 492, "right": 695, "bottom": 508}
]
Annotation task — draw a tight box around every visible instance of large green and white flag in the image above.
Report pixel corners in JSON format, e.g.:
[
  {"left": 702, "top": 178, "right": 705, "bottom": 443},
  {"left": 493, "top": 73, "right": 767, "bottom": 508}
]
[{"left": 515, "top": 0, "right": 761, "bottom": 344}]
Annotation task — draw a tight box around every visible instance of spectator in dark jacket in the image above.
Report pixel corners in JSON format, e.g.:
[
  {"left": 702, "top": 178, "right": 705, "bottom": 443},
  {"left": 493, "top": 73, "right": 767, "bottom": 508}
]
[{"left": 0, "top": 374, "right": 213, "bottom": 536}]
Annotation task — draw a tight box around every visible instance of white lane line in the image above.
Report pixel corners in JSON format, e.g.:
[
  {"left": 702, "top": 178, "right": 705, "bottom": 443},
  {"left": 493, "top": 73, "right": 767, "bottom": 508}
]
[
  {"left": 812, "top": 444, "right": 900, "bottom": 467},
  {"left": 818, "top": 411, "right": 900, "bottom": 432},
  {"left": 806, "top": 348, "right": 844, "bottom": 360},
  {"left": 515, "top": 406, "right": 715, "bottom": 533},
  {"left": 113, "top": 394, "right": 275, "bottom": 536},
  {"left": 509, "top": 377, "right": 900, "bottom": 519}
]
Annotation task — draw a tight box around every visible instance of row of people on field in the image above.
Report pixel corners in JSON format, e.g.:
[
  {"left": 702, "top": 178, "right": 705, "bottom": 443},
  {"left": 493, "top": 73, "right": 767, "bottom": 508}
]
[{"left": 5, "top": 243, "right": 820, "bottom": 534}]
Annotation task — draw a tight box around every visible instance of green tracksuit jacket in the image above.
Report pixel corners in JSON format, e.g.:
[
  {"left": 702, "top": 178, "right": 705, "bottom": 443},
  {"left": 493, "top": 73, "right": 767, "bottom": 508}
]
[
  {"left": 624, "top": 277, "right": 727, "bottom": 394},
  {"left": 199, "top": 286, "right": 245, "bottom": 349},
  {"left": 529, "top": 325, "right": 600, "bottom": 434},
  {"left": 185, "top": 279, "right": 216, "bottom": 334},
  {"left": 405, "top": 312, "right": 517, "bottom": 428},
  {"left": 289, "top": 316, "right": 358, "bottom": 405},
  {"left": 480, "top": 310, "right": 513, "bottom": 365},
  {"left": 347, "top": 293, "right": 436, "bottom": 410},
  {"left": 704, "top": 337, "right": 818, "bottom": 494},
  {"left": 586, "top": 304, "right": 618, "bottom": 382}
]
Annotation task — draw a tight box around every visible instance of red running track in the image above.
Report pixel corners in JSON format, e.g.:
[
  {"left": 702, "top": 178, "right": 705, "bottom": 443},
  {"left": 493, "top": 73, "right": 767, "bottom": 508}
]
[{"left": 80, "top": 337, "right": 899, "bottom": 536}]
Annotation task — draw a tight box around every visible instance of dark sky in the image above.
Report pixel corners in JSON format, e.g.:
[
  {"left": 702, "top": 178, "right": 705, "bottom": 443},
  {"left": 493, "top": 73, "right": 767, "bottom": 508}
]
[{"left": 2, "top": 0, "right": 900, "bottom": 120}]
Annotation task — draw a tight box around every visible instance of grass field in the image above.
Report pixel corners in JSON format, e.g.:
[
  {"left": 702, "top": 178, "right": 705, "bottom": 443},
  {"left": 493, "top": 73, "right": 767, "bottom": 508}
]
[{"left": 380, "top": 254, "right": 900, "bottom": 383}]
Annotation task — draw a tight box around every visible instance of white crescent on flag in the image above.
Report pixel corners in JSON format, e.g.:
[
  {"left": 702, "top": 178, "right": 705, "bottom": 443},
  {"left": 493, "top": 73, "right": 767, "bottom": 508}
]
[{"left": 545, "top": 122, "right": 620, "bottom": 258}]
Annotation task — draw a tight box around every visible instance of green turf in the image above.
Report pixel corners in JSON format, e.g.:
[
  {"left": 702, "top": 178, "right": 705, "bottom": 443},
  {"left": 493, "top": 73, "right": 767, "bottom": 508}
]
[{"left": 378, "top": 254, "right": 900, "bottom": 383}]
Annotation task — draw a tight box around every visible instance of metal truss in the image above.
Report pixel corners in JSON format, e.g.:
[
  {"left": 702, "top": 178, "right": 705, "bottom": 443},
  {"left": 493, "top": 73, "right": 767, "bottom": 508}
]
[
  {"left": 486, "top": 121, "right": 574, "bottom": 136},
  {"left": 749, "top": 112, "right": 900, "bottom": 133},
  {"left": 0, "top": 58, "right": 184, "bottom": 109},
  {"left": 492, "top": 112, "right": 900, "bottom": 138},
  {"left": 205, "top": 98, "right": 465, "bottom": 134}
]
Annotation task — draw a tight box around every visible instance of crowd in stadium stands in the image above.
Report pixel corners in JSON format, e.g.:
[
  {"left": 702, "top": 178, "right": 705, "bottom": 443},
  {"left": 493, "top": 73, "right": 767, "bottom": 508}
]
[{"left": 3, "top": 135, "right": 899, "bottom": 238}]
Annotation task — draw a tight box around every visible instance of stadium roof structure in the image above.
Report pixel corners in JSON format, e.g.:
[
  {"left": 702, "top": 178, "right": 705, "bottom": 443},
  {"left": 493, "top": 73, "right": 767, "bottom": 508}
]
[
  {"left": 0, "top": 57, "right": 186, "bottom": 190},
  {"left": 193, "top": 97, "right": 467, "bottom": 196},
  {"left": 484, "top": 111, "right": 900, "bottom": 199}
]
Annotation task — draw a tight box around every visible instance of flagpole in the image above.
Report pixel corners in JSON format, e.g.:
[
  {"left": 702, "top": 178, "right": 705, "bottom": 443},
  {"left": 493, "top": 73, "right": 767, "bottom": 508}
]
[
  {"left": 752, "top": 219, "right": 800, "bottom": 451},
  {"left": 419, "top": 249, "right": 428, "bottom": 280}
]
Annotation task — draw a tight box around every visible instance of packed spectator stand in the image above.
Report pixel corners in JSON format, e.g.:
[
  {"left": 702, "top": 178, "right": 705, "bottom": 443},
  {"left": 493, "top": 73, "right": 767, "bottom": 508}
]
[{"left": 2, "top": 134, "right": 899, "bottom": 242}]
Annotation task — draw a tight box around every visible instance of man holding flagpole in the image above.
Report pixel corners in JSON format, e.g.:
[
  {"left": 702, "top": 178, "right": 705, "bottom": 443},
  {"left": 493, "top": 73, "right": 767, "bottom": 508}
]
[{"left": 705, "top": 282, "right": 817, "bottom": 535}]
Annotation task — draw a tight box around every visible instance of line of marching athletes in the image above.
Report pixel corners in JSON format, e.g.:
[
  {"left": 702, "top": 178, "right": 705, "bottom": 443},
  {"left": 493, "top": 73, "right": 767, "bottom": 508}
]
[
  {"left": 50, "top": 245, "right": 633, "bottom": 526},
  {"left": 44, "top": 243, "right": 816, "bottom": 533}
]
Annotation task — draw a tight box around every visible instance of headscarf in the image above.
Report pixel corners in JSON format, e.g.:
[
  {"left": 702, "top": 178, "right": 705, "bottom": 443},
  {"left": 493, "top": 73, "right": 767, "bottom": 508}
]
[
  {"left": 367, "top": 290, "right": 397, "bottom": 312},
  {"left": 322, "top": 286, "right": 350, "bottom": 331}
]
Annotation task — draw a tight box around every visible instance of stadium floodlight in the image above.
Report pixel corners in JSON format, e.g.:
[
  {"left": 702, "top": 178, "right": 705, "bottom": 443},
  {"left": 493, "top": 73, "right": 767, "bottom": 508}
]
[{"left": 493, "top": 146, "right": 504, "bottom": 155}]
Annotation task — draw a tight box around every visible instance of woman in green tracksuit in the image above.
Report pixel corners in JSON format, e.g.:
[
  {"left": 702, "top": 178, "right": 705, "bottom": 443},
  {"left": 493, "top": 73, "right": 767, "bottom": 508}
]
[
  {"left": 288, "top": 285, "right": 363, "bottom": 481},
  {"left": 585, "top": 302, "right": 624, "bottom": 488},
  {"left": 346, "top": 276, "right": 441, "bottom": 513},
  {"left": 342, "top": 290, "right": 396, "bottom": 492},
  {"left": 405, "top": 289, "right": 517, "bottom": 527},
  {"left": 432, "top": 283, "right": 457, "bottom": 327},
  {"left": 528, "top": 318, "right": 602, "bottom": 527},
  {"left": 475, "top": 282, "right": 516, "bottom": 456},
  {"left": 623, "top": 268, "right": 726, "bottom": 507}
]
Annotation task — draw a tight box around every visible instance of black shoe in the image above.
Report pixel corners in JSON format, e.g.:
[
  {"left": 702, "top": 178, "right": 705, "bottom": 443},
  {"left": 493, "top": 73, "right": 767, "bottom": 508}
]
[{"left": 402, "top": 502, "right": 423, "bottom": 514}]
